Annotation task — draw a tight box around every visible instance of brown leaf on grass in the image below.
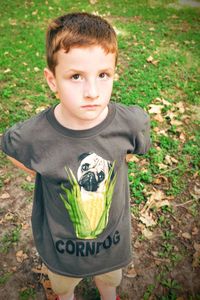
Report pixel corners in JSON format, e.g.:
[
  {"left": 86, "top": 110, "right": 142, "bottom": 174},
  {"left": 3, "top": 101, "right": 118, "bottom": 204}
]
[
  {"left": 151, "top": 60, "right": 159, "bottom": 66},
  {"left": 153, "top": 175, "right": 168, "bottom": 185},
  {"left": 158, "top": 163, "right": 168, "bottom": 170},
  {"left": 148, "top": 104, "right": 163, "bottom": 114},
  {"left": 142, "top": 228, "right": 154, "bottom": 239},
  {"left": 170, "top": 119, "right": 183, "bottom": 126},
  {"left": 182, "top": 232, "right": 191, "bottom": 240},
  {"left": 125, "top": 154, "right": 139, "bottom": 163},
  {"left": 140, "top": 211, "right": 157, "bottom": 227},
  {"left": 179, "top": 132, "right": 186, "bottom": 142},
  {"left": 35, "top": 106, "right": 48, "bottom": 113},
  {"left": 89, "top": 0, "right": 98, "bottom": 4},
  {"left": 26, "top": 175, "right": 32, "bottom": 182},
  {"left": 141, "top": 190, "right": 165, "bottom": 212},
  {"left": 154, "top": 113, "right": 164, "bottom": 122},
  {"left": 175, "top": 101, "right": 185, "bottom": 113},
  {"left": 146, "top": 55, "right": 153, "bottom": 63},
  {"left": 4, "top": 68, "right": 11, "bottom": 73},
  {"left": 5, "top": 212, "right": 15, "bottom": 221},
  {"left": 21, "top": 222, "right": 30, "bottom": 230},
  {"left": 24, "top": 102, "right": 33, "bottom": 112},
  {"left": 146, "top": 56, "right": 159, "bottom": 65},
  {"left": 16, "top": 250, "right": 28, "bottom": 263},
  {"left": 140, "top": 190, "right": 173, "bottom": 226},
  {"left": 124, "top": 264, "right": 138, "bottom": 278},
  {"left": 0, "top": 192, "right": 10, "bottom": 199},
  {"left": 114, "top": 73, "right": 119, "bottom": 81},
  {"left": 164, "top": 155, "right": 178, "bottom": 166}
]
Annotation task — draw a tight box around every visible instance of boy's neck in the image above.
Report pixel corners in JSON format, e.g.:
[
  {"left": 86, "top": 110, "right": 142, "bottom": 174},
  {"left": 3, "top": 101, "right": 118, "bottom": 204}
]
[{"left": 54, "top": 104, "right": 109, "bottom": 130}]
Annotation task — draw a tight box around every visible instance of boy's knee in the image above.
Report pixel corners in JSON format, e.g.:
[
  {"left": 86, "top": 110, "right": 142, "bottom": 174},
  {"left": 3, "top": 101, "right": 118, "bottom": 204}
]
[
  {"left": 95, "top": 268, "right": 122, "bottom": 287},
  {"left": 47, "top": 269, "right": 82, "bottom": 295}
]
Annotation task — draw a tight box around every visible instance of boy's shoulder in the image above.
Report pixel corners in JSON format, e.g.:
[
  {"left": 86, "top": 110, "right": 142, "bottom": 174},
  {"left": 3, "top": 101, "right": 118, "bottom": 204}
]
[
  {"left": 4, "top": 107, "right": 51, "bottom": 137},
  {"left": 113, "top": 102, "right": 150, "bottom": 129}
]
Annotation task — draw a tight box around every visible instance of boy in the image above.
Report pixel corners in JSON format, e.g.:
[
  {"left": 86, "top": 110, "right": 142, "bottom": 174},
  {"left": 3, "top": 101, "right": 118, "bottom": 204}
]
[{"left": 1, "top": 12, "right": 150, "bottom": 300}]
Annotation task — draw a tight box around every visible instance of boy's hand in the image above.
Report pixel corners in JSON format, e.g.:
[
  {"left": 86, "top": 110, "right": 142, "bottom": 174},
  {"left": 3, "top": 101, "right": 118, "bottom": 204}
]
[{"left": 7, "top": 156, "right": 36, "bottom": 176}]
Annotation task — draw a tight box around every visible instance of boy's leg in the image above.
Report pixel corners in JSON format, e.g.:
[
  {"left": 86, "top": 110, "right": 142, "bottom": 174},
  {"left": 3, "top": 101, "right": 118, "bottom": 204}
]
[
  {"left": 47, "top": 268, "right": 82, "bottom": 300},
  {"left": 94, "top": 269, "right": 122, "bottom": 300}
]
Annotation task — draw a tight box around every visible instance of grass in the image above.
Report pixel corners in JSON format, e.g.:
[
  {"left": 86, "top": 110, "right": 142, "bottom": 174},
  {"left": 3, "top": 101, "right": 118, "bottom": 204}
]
[
  {"left": 0, "top": 225, "right": 22, "bottom": 253},
  {"left": 0, "top": 0, "right": 200, "bottom": 299},
  {"left": 19, "top": 287, "right": 36, "bottom": 300}
]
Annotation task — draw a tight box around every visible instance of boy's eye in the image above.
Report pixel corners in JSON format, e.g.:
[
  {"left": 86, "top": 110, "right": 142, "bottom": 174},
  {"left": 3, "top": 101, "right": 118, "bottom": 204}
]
[
  {"left": 99, "top": 72, "right": 108, "bottom": 79},
  {"left": 72, "top": 74, "right": 82, "bottom": 81}
]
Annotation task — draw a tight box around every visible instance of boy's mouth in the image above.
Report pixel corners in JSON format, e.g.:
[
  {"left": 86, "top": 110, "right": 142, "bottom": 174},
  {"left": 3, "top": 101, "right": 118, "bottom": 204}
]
[{"left": 81, "top": 104, "right": 100, "bottom": 109}]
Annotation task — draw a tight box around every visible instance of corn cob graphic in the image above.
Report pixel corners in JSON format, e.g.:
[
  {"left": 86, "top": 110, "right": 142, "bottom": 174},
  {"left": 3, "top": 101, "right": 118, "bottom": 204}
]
[{"left": 60, "top": 163, "right": 117, "bottom": 239}]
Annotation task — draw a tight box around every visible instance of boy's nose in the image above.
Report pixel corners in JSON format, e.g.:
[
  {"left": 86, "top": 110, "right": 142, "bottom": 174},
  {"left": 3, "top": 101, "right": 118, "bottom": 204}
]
[{"left": 84, "top": 80, "right": 99, "bottom": 100}]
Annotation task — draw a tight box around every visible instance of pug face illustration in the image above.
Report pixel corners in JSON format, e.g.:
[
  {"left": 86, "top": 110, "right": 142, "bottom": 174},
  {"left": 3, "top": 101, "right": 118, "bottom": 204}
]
[{"left": 77, "top": 152, "right": 112, "bottom": 193}]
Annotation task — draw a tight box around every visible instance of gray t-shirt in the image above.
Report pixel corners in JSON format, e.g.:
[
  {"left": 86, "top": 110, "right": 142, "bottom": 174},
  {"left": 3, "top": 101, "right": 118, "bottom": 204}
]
[{"left": 1, "top": 102, "right": 150, "bottom": 277}]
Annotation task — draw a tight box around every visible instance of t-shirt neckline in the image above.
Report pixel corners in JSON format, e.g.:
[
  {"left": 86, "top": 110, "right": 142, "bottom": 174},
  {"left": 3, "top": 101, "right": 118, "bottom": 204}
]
[{"left": 46, "top": 102, "right": 116, "bottom": 138}]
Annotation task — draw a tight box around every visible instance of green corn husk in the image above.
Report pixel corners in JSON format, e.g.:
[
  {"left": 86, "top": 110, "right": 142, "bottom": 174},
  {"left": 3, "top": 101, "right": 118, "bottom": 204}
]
[
  {"left": 91, "top": 162, "right": 117, "bottom": 237},
  {"left": 60, "top": 163, "right": 117, "bottom": 239},
  {"left": 60, "top": 167, "right": 92, "bottom": 238}
]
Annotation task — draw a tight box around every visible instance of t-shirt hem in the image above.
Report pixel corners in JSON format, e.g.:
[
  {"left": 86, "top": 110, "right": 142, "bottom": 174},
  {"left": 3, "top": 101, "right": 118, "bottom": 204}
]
[{"left": 40, "top": 255, "right": 133, "bottom": 278}]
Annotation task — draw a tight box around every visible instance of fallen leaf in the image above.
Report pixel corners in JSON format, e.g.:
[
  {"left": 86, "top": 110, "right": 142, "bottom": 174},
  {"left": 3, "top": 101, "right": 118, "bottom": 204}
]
[
  {"left": 26, "top": 175, "right": 32, "bottom": 182},
  {"left": 175, "top": 101, "right": 185, "bottom": 113},
  {"left": 152, "top": 59, "right": 159, "bottom": 66},
  {"left": 164, "top": 155, "right": 178, "bottom": 166},
  {"left": 114, "top": 73, "right": 119, "bottom": 81},
  {"left": 89, "top": 0, "right": 98, "bottom": 4},
  {"left": 124, "top": 264, "right": 138, "bottom": 278},
  {"left": 170, "top": 119, "right": 182, "bottom": 126},
  {"left": 142, "top": 228, "right": 153, "bottom": 239},
  {"left": 5, "top": 212, "right": 15, "bottom": 221},
  {"left": 153, "top": 175, "right": 168, "bottom": 185},
  {"left": 146, "top": 55, "right": 154, "bottom": 63},
  {"left": 21, "top": 222, "right": 30, "bottom": 230},
  {"left": 32, "top": 10, "right": 38, "bottom": 15},
  {"left": 158, "top": 163, "right": 168, "bottom": 170},
  {"left": 126, "top": 154, "right": 139, "bottom": 163},
  {"left": 182, "top": 232, "right": 191, "bottom": 240},
  {"left": 154, "top": 114, "right": 164, "bottom": 122},
  {"left": 179, "top": 132, "right": 186, "bottom": 142},
  {"left": 148, "top": 104, "right": 163, "bottom": 114},
  {"left": 0, "top": 192, "right": 10, "bottom": 199},
  {"left": 35, "top": 106, "right": 48, "bottom": 113},
  {"left": 161, "top": 98, "right": 171, "bottom": 106},
  {"left": 34, "top": 67, "right": 40, "bottom": 72},
  {"left": 140, "top": 211, "right": 157, "bottom": 227},
  {"left": 16, "top": 250, "right": 28, "bottom": 263},
  {"left": 4, "top": 68, "right": 11, "bottom": 73}
]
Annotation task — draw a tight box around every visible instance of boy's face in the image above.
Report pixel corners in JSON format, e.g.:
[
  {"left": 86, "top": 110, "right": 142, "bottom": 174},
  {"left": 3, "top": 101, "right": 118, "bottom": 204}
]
[{"left": 44, "top": 46, "right": 116, "bottom": 129}]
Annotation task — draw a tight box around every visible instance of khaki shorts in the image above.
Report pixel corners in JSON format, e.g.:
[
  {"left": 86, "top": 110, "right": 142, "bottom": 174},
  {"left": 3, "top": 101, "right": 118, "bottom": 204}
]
[{"left": 48, "top": 268, "right": 122, "bottom": 295}]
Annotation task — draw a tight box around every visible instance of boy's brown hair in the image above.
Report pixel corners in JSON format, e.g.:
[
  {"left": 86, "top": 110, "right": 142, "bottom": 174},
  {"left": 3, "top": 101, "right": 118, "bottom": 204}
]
[{"left": 46, "top": 12, "right": 118, "bottom": 74}]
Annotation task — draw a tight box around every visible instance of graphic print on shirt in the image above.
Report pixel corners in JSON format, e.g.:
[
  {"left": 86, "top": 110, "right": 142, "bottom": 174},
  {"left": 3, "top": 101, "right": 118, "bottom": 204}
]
[{"left": 60, "top": 152, "right": 117, "bottom": 239}]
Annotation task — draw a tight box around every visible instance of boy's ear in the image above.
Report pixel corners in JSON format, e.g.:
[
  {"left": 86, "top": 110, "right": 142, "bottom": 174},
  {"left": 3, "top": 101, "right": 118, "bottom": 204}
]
[{"left": 44, "top": 68, "right": 57, "bottom": 92}]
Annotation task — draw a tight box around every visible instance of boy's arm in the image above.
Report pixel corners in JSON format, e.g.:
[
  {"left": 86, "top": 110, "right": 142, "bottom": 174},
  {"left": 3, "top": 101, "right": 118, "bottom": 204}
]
[{"left": 7, "top": 156, "right": 36, "bottom": 176}]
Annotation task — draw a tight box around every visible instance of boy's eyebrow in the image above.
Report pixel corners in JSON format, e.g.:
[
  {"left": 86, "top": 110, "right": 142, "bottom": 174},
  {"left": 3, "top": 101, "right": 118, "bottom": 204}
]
[{"left": 65, "top": 68, "right": 115, "bottom": 74}]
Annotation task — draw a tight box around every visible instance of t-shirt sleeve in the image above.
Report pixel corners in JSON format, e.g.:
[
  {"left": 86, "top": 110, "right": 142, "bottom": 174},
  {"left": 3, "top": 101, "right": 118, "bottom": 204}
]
[
  {"left": 127, "top": 105, "right": 151, "bottom": 155},
  {"left": 1, "top": 121, "right": 34, "bottom": 170}
]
